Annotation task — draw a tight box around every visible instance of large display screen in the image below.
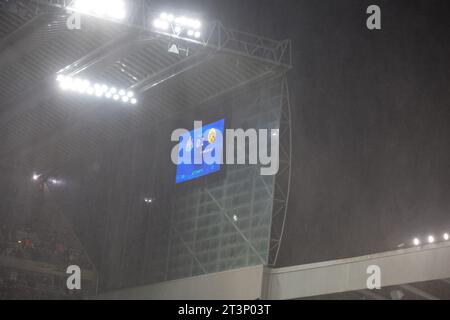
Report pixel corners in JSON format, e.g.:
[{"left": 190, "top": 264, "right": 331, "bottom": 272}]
[{"left": 175, "top": 119, "right": 225, "bottom": 184}]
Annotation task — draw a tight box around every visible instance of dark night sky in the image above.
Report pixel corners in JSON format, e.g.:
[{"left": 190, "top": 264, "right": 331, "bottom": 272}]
[{"left": 146, "top": 0, "right": 450, "bottom": 266}]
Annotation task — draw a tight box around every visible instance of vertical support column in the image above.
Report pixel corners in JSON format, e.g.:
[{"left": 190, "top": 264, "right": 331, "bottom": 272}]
[{"left": 268, "top": 74, "right": 292, "bottom": 267}]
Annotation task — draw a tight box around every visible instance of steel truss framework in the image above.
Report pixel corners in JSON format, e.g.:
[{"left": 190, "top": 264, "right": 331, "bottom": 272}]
[
  {"left": 0, "top": 0, "right": 291, "bottom": 68},
  {"left": 0, "top": 0, "right": 293, "bottom": 287}
]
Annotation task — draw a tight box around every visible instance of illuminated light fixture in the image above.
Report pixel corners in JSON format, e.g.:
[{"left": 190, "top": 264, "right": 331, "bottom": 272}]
[
  {"left": 86, "top": 87, "right": 94, "bottom": 95},
  {"left": 233, "top": 215, "right": 238, "bottom": 222},
  {"left": 144, "top": 198, "right": 153, "bottom": 204},
  {"left": 71, "top": 0, "right": 127, "bottom": 20},
  {"left": 153, "top": 19, "right": 169, "bottom": 30},
  {"left": 32, "top": 173, "right": 40, "bottom": 181},
  {"left": 444, "top": 233, "right": 449, "bottom": 241},
  {"left": 154, "top": 12, "right": 202, "bottom": 39},
  {"left": 56, "top": 75, "right": 137, "bottom": 104},
  {"left": 413, "top": 238, "right": 420, "bottom": 246},
  {"left": 428, "top": 235, "right": 435, "bottom": 244},
  {"left": 130, "top": 98, "right": 137, "bottom": 105}
]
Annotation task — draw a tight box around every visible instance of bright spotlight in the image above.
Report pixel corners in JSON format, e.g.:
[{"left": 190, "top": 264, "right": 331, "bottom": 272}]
[
  {"left": 413, "top": 238, "right": 420, "bottom": 246},
  {"left": 444, "top": 233, "right": 449, "bottom": 241},
  {"left": 57, "top": 75, "right": 138, "bottom": 104},
  {"left": 56, "top": 74, "right": 64, "bottom": 82},
  {"left": 192, "top": 20, "right": 201, "bottom": 29},
  {"left": 130, "top": 98, "right": 137, "bottom": 105},
  {"left": 155, "top": 12, "right": 203, "bottom": 39},
  {"left": 428, "top": 235, "right": 435, "bottom": 243},
  {"left": 32, "top": 174, "right": 40, "bottom": 181},
  {"left": 86, "top": 87, "right": 94, "bottom": 95},
  {"left": 153, "top": 19, "right": 169, "bottom": 30},
  {"left": 72, "top": 0, "right": 126, "bottom": 20}
]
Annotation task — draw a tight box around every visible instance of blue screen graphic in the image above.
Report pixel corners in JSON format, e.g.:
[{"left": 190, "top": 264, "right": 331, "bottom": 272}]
[{"left": 175, "top": 119, "right": 224, "bottom": 184}]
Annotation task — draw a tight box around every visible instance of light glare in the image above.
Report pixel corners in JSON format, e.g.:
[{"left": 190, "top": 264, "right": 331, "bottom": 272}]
[
  {"left": 72, "top": 0, "right": 126, "bottom": 20},
  {"left": 57, "top": 75, "right": 137, "bottom": 104}
]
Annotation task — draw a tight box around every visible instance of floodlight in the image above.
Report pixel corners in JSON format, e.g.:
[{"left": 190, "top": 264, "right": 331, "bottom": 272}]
[
  {"left": 72, "top": 0, "right": 126, "bottom": 20},
  {"left": 413, "top": 238, "right": 420, "bottom": 246},
  {"left": 428, "top": 235, "right": 435, "bottom": 243},
  {"left": 155, "top": 12, "right": 203, "bottom": 40},
  {"left": 57, "top": 75, "right": 137, "bottom": 104},
  {"left": 444, "top": 233, "right": 449, "bottom": 241},
  {"left": 154, "top": 19, "right": 169, "bottom": 30},
  {"left": 130, "top": 98, "right": 137, "bottom": 105},
  {"left": 144, "top": 198, "right": 153, "bottom": 204}
]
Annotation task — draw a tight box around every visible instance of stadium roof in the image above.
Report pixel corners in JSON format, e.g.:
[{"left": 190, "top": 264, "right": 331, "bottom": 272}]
[{"left": 0, "top": 0, "right": 291, "bottom": 174}]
